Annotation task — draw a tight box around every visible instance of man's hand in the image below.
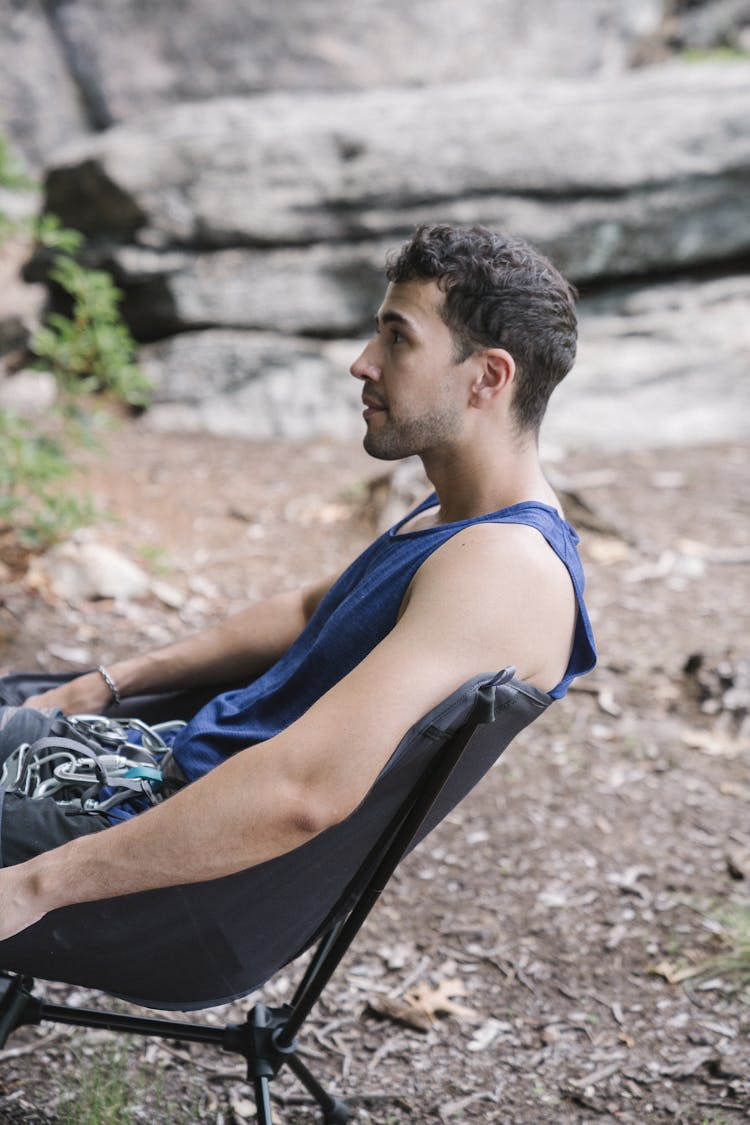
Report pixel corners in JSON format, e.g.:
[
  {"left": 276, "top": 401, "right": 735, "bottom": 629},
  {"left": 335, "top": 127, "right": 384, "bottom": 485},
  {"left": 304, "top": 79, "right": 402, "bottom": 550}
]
[{"left": 24, "top": 671, "right": 113, "bottom": 715}]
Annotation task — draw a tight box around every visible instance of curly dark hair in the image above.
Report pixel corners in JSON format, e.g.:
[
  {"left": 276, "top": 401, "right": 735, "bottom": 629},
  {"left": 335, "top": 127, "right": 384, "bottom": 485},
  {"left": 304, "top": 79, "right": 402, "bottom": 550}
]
[{"left": 386, "top": 223, "right": 578, "bottom": 433}]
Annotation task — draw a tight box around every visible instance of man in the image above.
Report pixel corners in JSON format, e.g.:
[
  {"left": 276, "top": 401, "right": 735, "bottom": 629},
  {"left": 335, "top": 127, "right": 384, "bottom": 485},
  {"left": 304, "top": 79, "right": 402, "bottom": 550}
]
[{"left": 0, "top": 223, "right": 596, "bottom": 940}]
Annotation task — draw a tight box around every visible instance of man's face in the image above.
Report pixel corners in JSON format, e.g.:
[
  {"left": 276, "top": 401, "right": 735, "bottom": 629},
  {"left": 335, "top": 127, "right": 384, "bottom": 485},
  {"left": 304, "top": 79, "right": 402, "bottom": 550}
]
[{"left": 349, "top": 280, "right": 471, "bottom": 461}]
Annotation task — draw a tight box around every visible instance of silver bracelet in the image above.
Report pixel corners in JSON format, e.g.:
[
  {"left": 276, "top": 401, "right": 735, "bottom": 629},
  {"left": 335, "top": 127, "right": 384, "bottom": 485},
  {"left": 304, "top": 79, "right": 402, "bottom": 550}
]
[{"left": 97, "top": 664, "right": 122, "bottom": 706}]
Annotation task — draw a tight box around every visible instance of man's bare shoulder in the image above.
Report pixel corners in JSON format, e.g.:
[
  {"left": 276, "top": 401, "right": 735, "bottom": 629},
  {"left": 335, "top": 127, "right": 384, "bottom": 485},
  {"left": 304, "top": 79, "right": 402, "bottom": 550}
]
[
  {"left": 401, "top": 520, "right": 577, "bottom": 694},
  {"left": 406, "top": 519, "right": 572, "bottom": 602}
]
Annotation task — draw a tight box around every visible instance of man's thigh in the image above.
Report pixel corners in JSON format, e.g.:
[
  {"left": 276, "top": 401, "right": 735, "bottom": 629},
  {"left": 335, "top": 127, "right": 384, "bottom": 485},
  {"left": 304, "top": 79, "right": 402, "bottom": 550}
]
[
  {"left": 0, "top": 705, "right": 59, "bottom": 763},
  {"left": 0, "top": 791, "right": 110, "bottom": 868}
]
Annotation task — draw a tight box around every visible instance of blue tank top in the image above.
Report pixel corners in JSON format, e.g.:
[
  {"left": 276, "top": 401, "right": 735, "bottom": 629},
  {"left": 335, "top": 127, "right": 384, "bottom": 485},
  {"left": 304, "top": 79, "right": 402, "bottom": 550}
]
[{"left": 168, "top": 496, "right": 597, "bottom": 784}]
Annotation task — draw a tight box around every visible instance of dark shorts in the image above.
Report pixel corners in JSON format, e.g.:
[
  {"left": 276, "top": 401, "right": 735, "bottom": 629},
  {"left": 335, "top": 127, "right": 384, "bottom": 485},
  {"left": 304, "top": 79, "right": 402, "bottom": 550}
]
[{"left": 0, "top": 790, "right": 111, "bottom": 867}]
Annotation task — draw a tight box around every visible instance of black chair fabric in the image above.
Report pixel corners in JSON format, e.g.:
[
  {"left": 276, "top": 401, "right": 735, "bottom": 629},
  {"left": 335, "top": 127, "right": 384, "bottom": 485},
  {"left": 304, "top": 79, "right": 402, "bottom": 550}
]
[{"left": 0, "top": 669, "right": 549, "bottom": 1011}]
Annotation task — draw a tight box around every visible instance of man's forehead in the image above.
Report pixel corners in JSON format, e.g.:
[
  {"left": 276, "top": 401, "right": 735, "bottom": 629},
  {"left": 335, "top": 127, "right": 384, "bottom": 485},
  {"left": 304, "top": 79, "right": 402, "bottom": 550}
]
[{"left": 377, "top": 279, "right": 446, "bottom": 328}]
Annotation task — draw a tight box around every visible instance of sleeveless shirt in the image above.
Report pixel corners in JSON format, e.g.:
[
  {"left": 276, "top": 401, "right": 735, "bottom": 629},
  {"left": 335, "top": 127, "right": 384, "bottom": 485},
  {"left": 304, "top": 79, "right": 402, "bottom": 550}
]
[{"left": 166, "top": 495, "right": 597, "bottom": 785}]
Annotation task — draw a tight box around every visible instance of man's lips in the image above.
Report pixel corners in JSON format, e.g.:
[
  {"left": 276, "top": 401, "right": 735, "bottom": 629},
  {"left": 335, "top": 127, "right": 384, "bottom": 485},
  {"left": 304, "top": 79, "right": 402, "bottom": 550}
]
[{"left": 362, "top": 392, "right": 387, "bottom": 419}]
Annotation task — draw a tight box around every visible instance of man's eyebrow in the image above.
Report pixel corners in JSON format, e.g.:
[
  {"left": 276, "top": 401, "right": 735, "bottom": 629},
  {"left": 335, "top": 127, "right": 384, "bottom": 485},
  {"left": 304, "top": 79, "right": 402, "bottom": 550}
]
[{"left": 375, "top": 309, "right": 414, "bottom": 330}]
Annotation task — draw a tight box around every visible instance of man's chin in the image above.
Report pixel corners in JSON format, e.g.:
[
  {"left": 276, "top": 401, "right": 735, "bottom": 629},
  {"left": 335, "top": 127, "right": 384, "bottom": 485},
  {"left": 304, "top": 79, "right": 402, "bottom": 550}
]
[{"left": 363, "top": 431, "right": 406, "bottom": 461}]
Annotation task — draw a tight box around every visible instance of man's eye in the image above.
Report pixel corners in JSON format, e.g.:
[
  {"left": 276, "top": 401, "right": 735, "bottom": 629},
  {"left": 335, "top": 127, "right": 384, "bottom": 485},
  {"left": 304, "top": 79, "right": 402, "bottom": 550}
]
[{"left": 391, "top": 329, "right": 404, "bottom": 345}]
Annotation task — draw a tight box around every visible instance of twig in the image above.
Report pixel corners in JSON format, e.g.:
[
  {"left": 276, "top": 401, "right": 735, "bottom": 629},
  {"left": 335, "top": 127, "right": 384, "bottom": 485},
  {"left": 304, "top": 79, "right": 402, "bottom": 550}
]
[
  {"left": 0, "top": 1032, "right": 67, "bottom": 1061},
  {"left": 154, "top": 1040, "right": 244, "bottom": 1078},
  {"left": 569, "top": 1057, "right": 626, "bottom": 1088},
  {"left": 389, "top": 954, "right": 431, "bottom": 998},
  {"left": 367, "top": 1033, "right": 409, "bottom": 1072}
]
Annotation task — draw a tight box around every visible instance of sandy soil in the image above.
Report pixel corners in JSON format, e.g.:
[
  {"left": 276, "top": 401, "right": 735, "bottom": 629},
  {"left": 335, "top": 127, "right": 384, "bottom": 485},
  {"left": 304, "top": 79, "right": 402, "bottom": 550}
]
[{"left": 0, "top": 423, "right": 748, "bottom": 1124}]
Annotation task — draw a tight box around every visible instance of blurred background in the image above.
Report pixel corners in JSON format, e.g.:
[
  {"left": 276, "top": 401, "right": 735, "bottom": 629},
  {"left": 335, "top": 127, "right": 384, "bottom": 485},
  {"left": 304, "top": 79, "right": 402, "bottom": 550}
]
[
  {"left": 1, "top": 6, "right": 750, "bottom": 1122},
  {"left": 1, "top": 0, "right": 748, "bottom": 450}
]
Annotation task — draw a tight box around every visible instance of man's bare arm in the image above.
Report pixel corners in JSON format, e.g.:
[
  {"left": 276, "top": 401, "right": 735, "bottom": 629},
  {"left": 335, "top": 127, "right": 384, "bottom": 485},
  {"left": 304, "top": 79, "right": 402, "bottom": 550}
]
[
  {"left": 1, "top": 522, "right": 575, "bottom": 939},
  {"left": 24, "top": 572, "right": 339, "bottom": 714}
]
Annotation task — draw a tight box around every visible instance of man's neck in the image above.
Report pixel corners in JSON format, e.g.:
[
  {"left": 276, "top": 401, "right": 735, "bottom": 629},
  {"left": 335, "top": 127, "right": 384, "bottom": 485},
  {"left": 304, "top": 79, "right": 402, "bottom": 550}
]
[{"left": 419, "top": 433, "right": 559, "bottom": 525}]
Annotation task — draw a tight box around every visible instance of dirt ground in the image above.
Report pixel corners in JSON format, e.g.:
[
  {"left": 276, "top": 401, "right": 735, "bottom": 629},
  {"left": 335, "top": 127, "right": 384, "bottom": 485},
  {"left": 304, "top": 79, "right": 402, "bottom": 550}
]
[{"left": 0, "top": 424, "right": 748, "bottom": 1124}]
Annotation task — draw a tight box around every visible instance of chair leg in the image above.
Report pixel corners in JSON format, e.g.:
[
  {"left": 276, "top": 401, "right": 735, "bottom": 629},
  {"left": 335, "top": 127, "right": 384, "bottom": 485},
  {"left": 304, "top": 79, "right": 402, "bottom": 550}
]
[
  {"left": 285, "top": 1052, "right": 350, "bottom": 1123},
  {"left": 253, "top": 1074, "right": 275, "bottom": 1125},
  {"left": 243, "top": 1005, "right": 349, "bottom": 1123},
  {"left": 0, "top": 974, "right": 41, "bottom": 1048}
]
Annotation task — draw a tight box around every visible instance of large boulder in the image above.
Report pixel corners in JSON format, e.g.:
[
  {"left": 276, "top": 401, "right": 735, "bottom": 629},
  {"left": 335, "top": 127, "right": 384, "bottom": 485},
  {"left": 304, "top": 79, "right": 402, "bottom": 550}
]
[
  {"left": 544, "top": 273, "right": 750, "bottom": 453},
  {"left": 1, "top": 0, "right": 665, "bottom": 168},
  {"left": 40, "top": 62, "right": 750, "bottom": 345},
  {"left": 140, "top": 274, "right": 750, "bottom": 450},
  {"left": 0, "top": 5, "right": 87, "bottom": 170},
  {"left": 109, "top": 242, "right": 389, "bottom": 340},
  {"left": 141, "top": 332, "right": 361, "bottom": 440},
  {"left": 29, "top": 59, "right": 750, "bottom": 447}
]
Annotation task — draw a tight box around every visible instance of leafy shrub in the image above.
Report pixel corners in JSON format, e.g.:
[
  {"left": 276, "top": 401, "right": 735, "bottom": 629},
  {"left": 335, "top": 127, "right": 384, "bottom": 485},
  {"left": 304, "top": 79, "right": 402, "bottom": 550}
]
[
  {"left": 0, "top": 138, "right": 150, "bottom": 547},
  {"left": 31, "top": 245, "right": 151, "bottom": 407}
]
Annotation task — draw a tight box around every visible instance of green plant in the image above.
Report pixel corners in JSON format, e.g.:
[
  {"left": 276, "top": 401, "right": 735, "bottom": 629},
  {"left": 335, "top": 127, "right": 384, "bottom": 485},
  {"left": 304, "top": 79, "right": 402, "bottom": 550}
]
[
  {"left": 656, "top": 901, "right": 750, "bottom": 989},
  {"left": 0, "top": 135, "right": 151, "bottom": 547},
  {"left": 681, "top": 45, "right": 750, "bottom": 63},
  {"left": 57, "top": 1039, "right": 135, "bottom": 1125},
  {"left": 137, "top": 542, "right": 173, "bottom": 575},
  {"left": 31, "top": 238, "right": 151, "bottom": 408},
  {"left": 0, "top": 133, "right": 36, "bottom": 241},
  {"left": 0, "top": 134, "right": 34, "bottom": 189},
  {"left": 0, "top": 408, "right": 98, "bottom": 547},
  {"left": 694, "top": 903, "right": 750, "bottom": 985}
]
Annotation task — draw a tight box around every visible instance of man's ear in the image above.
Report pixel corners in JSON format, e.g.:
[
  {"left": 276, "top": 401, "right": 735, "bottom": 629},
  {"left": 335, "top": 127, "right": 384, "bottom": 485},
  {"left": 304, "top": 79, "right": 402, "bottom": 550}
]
[{"left": 469, "top": 348, "right": 515, "bottom": 406}]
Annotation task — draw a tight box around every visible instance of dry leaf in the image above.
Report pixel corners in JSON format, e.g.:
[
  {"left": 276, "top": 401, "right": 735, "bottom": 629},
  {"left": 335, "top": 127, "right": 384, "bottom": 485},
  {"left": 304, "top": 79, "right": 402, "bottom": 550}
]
[
  {"left": 648, "top": 960, "right": 701, "bottom": 984},
  {"left": 586, "top": 537, "right": 630, "bottom": 565},
  {"left": 720, "top": 781, "right": 750, "bottom": 801},
  {"left": 406, "top": 977, "right": 480, "bottom": 1023},
  {"left": 726, "top": 848, "right": 750, "bottom": 879},
  {"left": 367, "top": 976, "right": 481, "bottom": 1030},
  {"left": 681, "top": 728, "right": 742, "bottom": 757},
  {"left": 597, "top": 687, "right": 622, "bottom": 717},
  {"left": 366, "top": 994, "right": 433, "bottom": 1032},
  {"left": 229, "top": 1086, "right": 257, "bottom": 1120}
]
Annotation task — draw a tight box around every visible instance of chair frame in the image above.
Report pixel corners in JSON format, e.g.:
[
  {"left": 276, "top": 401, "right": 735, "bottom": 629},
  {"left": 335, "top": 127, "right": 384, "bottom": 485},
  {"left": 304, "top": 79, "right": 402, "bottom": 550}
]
[{"left": 1, "top": 682, "right": 500, "bottom": 1123}]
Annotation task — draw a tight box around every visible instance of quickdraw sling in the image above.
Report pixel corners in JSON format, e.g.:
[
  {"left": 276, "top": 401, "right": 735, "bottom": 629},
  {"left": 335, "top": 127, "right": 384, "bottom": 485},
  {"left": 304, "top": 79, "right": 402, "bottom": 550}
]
[{"left": 0, "top": 714, "right": 186, "bottom": 815}]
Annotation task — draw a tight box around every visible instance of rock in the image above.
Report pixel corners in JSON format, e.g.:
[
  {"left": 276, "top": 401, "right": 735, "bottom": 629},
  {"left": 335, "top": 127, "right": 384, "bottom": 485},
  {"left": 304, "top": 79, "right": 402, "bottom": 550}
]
[
  {"left": 542, "top": 273, "right": 750, "bottom": 456},
  {"left": 45, "top": 642, "right": 92, "bottom": 666},
  {"left": 39, "top": 62, "right": 750, "bottom": 340},
  {"left": 111, "top": 242, "right": 388, "bottom": 340},
  {"left": 6, "top": 21, "right": 747, "bottom": 453},
  {"left": 0, "top": 225, "right": 46, "bottom": 357},
  {"left": 1, "top": 0, "right": 665, "bottom": 166},
  {"left": 150, "top": 579, "right": 186, "bottom": 610},
  {"left": 139, "top": 274, "right": 750, "bottom": 449},
  {"left": 38, "top": 537, "right": 151, "bottom": 602},
  {"left": 0, "top": 369, "right": 57, "bottom": 415},
  {"left": 675, "top": 0, "right": 750, "bottom": 50},
  {"left": 141, "top": 330, "right": 362, "bottom": 439},
  {"left": 0, "top": 3, "right": 88, "bottom": 170}
]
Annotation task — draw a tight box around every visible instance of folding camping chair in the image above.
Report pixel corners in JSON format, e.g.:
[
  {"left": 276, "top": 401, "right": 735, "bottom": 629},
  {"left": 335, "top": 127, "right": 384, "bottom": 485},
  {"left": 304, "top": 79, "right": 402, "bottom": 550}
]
[{"left": 0, "top": 668, "right": 550, "bottom": 1123}]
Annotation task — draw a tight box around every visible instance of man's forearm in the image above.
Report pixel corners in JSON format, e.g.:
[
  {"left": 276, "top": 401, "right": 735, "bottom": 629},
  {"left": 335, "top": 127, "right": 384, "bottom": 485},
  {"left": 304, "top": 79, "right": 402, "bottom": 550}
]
[
  {"left": 25, "top": 585, "right": 320, "bottom": 714},
  {"left": 0, "top": 735, "right": 325, "bottom": 941},
  {"left": 108, "top": 587, "right": 311, "bottom": 699}
]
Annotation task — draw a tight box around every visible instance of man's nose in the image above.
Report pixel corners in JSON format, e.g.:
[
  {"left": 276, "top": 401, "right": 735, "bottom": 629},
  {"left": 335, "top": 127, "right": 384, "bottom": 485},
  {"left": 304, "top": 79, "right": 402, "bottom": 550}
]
[{"left": 349, "top": 340, "right": 381, "bottom": 381}]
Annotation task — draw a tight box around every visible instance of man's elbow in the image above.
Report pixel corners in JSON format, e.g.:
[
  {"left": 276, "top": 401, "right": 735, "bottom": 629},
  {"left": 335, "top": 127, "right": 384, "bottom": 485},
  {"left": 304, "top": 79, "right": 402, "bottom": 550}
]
[{"left": 284, "top": 776, "right": 360, "bottom": 840}]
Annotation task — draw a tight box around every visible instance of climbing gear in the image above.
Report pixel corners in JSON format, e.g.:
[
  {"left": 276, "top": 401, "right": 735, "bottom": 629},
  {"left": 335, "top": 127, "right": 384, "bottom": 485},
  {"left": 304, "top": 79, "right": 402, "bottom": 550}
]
[{"left": 0, "top": 714, "right": 186, "bottom": 815}]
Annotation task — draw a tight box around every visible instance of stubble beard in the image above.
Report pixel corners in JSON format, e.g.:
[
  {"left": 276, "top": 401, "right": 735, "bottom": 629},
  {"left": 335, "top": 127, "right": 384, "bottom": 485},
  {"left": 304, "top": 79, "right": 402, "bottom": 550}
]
[{"left": 363, "top": 403, "right": 463, "bottom": 462}]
